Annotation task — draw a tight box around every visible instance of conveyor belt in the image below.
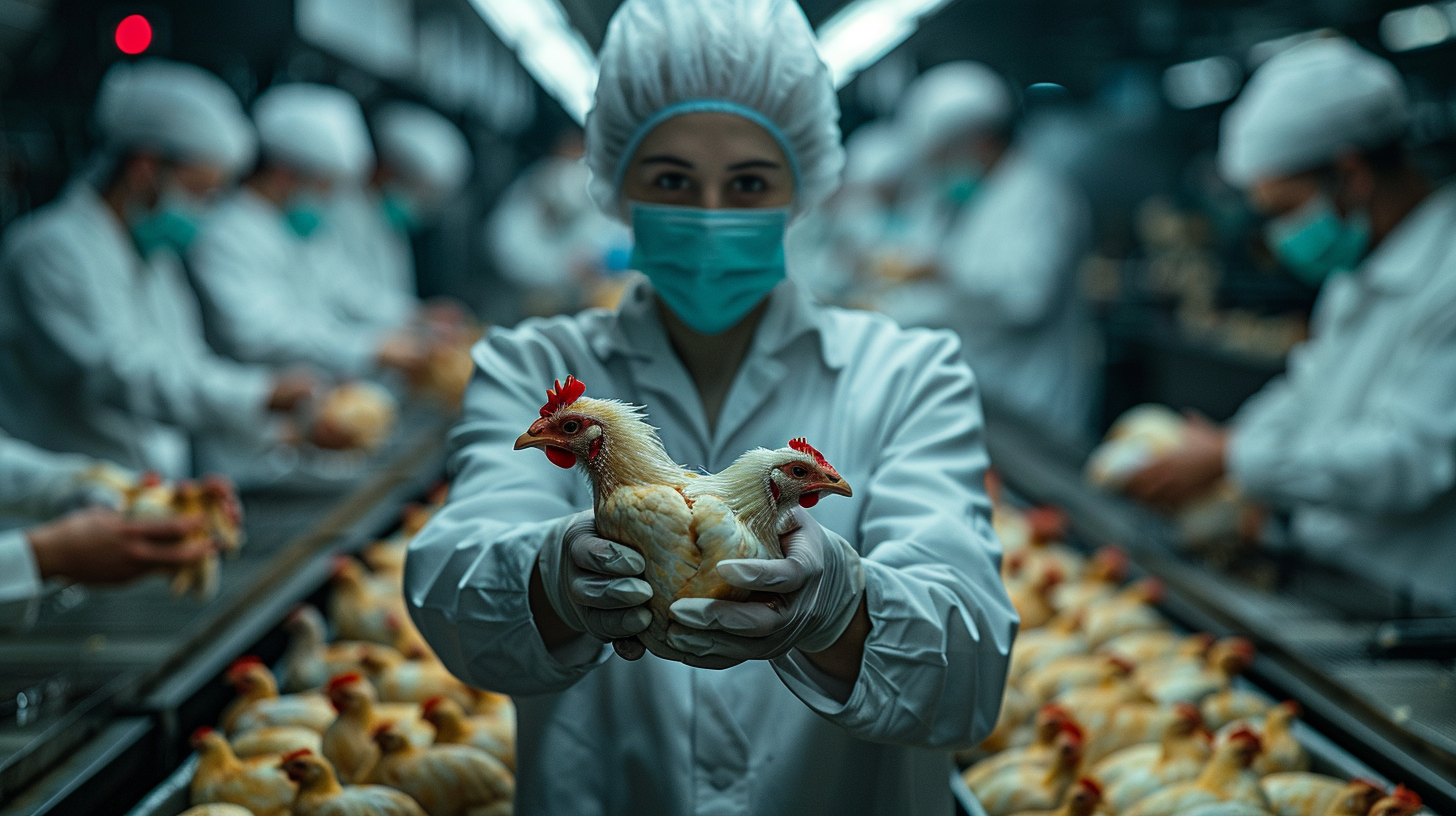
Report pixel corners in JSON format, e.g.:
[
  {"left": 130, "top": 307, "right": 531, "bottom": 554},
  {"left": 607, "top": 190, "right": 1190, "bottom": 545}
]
[
  {"left": 0, "top": 409, "right": 450, "bottom": 815},
  {"left": 983, "top": 405, "right": 1456, "bottom": 814}
]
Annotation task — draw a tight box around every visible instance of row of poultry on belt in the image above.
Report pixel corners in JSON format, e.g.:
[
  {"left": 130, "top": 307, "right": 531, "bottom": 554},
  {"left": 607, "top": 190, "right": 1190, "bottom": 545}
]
[
  {"left": 180, "top": 497, "right": 518, "bottom": 816},
  {"left": 967, "top": 482, "right": 1427, "bottom": 816}
]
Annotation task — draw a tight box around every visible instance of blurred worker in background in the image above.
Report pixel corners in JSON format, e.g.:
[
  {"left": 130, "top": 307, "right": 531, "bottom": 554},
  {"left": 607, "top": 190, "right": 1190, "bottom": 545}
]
[
  {"left": 0, "top": 59, "right": 319, "bottom": 478},
  {"left": 322, "top": 100, "right": 475, "bottom": 340},
  {"left": 189, "top": 83, "right": 429, "bottom": 382},
  {"left": 0, "top": 431, "right": 220, "bottom": 629},
  {"left": 486, "top": 127, "right": 632, "bottom": 316},
  {"left": 1126, "top": 38, "right": 1456, "bottom": 611},
  {"left": 884, "top": 62, "right": 1098, "bottom": 444}
]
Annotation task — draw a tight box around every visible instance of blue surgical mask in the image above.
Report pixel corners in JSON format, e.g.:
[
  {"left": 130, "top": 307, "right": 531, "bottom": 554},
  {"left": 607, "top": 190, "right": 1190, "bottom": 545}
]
[
  {"left": 942, "top": 161, "right": 985, "bottom": 206},
  {"left": 1264, "top": 194, "right": 1371, "bottom": 287},
  {"left": 284, "top": 193, "right": 327, "bottom": 238},
  {"left": 628, "top": 202, "right": 789, "bottom": 336},
  {"left": 129, "top": 188, "right": 208, "bottom": 257}
]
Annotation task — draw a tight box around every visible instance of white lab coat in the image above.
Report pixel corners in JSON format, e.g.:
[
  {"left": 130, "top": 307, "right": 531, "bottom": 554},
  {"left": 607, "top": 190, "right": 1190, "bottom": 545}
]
[
  {"left": 317, "top": 189, "right": 418, "bottom": 335},
  {"left": 405, "top": 278, "right": 1017, "bottom": 816},
  {"left": 0, "top": 183, "right": 275, "bottom": 476},
  {"left": 188, "top": 187, "right": 383, "bottom": 376},
  {"left": 1230, "top": 185, "right": 1456, "bottom": 611},
  {"left": 937, "top": 152, "right": 1098, "bottom": 443},
  {"left": 0, "top": 432, "right": 98, "bottom": 629}
]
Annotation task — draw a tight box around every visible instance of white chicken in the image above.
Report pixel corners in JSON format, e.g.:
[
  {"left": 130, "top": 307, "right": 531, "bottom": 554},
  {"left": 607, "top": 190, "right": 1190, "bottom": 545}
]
[{"left": 512, "top": 376, "right": 851, "bottom": 662}]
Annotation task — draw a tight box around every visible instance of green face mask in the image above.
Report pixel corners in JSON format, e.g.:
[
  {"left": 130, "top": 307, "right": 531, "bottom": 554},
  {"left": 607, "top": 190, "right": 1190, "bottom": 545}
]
[
  {"left": 380, "top": 192, "right": 419, "bottom": 233},
  {"left": 1264, "top": 194, "right": 1371, "bottom": 287},
  {"left": 942, "top": 161, "right": 985, "bottom": 207},
  {"left": 284, "top": 193, "right": 327, "bottom": 238},
  {"left": 129, "top": 188, "right": 208, "bottom": 257}
]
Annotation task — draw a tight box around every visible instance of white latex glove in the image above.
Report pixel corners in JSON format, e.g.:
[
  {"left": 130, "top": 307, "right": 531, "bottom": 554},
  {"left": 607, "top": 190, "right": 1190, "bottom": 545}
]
[
  {"left": 538, "top": 511, "right": 653, "bottom": 645},
  {"left": 666, "top": 507, "right": 865, "bottom": 667}
]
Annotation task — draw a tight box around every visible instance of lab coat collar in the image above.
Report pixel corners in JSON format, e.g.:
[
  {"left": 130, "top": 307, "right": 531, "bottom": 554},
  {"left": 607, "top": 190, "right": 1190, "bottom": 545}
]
[
  {"left": 67, "top": 181, "right": 135, "bottom": 261},
  {"left": 589, "top": 276, "right": 847, "bottom": 371},
  {"left": 1359, "top": 184, "right": 1456, "bottom": 296}
]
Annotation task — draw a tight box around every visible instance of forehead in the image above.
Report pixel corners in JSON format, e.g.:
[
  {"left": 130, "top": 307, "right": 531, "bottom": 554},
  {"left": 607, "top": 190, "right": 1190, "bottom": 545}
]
[
  {"left": 1249, "top": 170, "right": 1324, "bottom": 216},
  {"left": 629, "top": 111, "right": 789, "bottom": 170}
]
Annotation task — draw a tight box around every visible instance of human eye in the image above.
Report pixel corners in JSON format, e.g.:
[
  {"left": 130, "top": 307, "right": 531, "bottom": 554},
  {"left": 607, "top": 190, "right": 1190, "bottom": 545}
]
[
  {"left": 730, "top": 174, "right": 768, "bottom": 194},
  {"left": 653, "top": 172, "right": 691, "bottom": 191}
]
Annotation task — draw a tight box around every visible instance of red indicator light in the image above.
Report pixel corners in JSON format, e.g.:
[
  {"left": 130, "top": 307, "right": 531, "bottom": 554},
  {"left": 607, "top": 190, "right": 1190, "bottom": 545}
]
[{"left": 115, "top": 14, "right": 152, "bottom": 55}]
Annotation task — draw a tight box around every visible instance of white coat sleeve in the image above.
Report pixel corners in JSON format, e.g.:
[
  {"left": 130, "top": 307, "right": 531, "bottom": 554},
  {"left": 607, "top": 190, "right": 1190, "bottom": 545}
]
[
  {"left": 0, "top": 433, "right": 94, "bottom": 519},
  {"left": 940, "top": 168, "right": 1089, "bottom": 328},
  {"left": 0, "top": 529, "right": 41, "bottom": 631},
  {"left": 6, "top": 238, "right": 275, "bottom": 439},
  {"left": 188, "top": 220, "right": 380, "bottom": 377},
  {"left": 403, "top": 326, "right": 609, "bottom": 695},
  {"left": 1230, "top": 312, "right": 1456, "bottom": 515},
  {"left": 773, "top": 333, "right": 1019, "bottom": 749}
]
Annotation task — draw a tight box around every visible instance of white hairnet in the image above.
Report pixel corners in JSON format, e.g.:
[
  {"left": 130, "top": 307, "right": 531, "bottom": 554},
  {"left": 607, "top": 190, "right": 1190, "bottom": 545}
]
[
  {"left": 842, "top": 121, "right": 907, "bottom": 187},
  {"left": 1218, "top": 38, "right": 1408, "bottom": 188},
  {"left": 253, "top": 84, "right": 375, "bottom": 182},
  {"left": 897, "top": 61, "right": 1013, "bottom": 158},
  {"left": 96, "top": 59, "right": 255, "bottom": 174},
  {"left": 585, "top": 0, "right": 844, "bottom": 219},
  {"left": 373, "top": 102, "right": 472, "bottom": 194}
]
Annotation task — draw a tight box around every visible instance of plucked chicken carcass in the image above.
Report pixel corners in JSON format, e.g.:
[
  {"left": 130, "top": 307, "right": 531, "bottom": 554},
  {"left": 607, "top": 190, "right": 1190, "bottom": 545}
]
[
  {"left": 189, "top": 727, "right": 295, "bottom": 816},
  {"left": 1123, "top": 727, "right": 1268, "bottom": 816},
  {"left": 422, "top": 696, "right": 516, "bottom": 771},
  {"left": 122, "top": 472, "right": 242, "bottom": 600},
  {"left": 1250, "top": 701, "right": 1310, "bottom": 775},
  {"left": 1081, "top": 578, "right": 1167, "bottom": 646},
  {"left": 1024, "top": 654, "right": 1137, "bottom": 703},
  {"left": 969, "top": 725, "right": 1086, "bottom": 816},
  {"left": 1202, "top": 688, "right": 1273, "bottom": 731},
  {"left": 281, "top": 605, "right": 372, "bottom": 692},
  {"left": 279, "top": 749, "right": 426, "bottom": 816},
  {"left": 222, "top": 657, "right": 335, "bottom": 735},
  {"left": 231, "top": 726, "right": 322, "bottom": 759},
  {"left": 357, "top": 640, "right": 475, "bottom": 708},
  {"left": 513, "top": 377, "right": 851, "bottom": 661},
  {"left": 316, "top": 381, "right": 399, "bottom": 452},
  {"left": 965, "top": 707, "right": 1082, "bottom": 787},
  {"left": 1091, "top": 703, "right": 1210, "bottom": 812},
  {"left": 322, "top": 672, "right": 433, "bottom": 784},
  {"left": 368, "top": 721, "right": 515, "bottom": 816},
  {"left": 1262, "top": 777, "right": 1385, "bottom": 816},
  {"left": 1138, "top": 637, "right": 1256, "bottom": 704},
  {"left": 1099, "top": 630, "right": 1214, "bottom": 667}
]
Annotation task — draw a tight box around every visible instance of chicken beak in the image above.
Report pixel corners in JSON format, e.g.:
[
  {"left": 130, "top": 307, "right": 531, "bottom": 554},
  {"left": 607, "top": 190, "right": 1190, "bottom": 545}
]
[
  {"left": 513, "top": 431, "right": 552, "bottom": 451},
  {"left": 811, "top": 477, "right": 853, "bottom": 498}
]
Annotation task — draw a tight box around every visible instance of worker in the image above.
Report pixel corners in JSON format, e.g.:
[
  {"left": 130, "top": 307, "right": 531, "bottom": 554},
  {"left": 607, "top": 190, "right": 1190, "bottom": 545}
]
[
  {"left": 0, "top": 59, "right": 318, "bottom": 477},
  {"left": 321, "top": 101, "right": 474, "bottom": 339},
  {"left": 0, "top": 432, "right": 217, "bottom": 630},
  {"left": 893, "top": 62, "right": 1098, "bottom": 443},
  {"left": 1125, "top": 38, "right": 1456, "bottom": 611},
  {"left": 485, "top": 127, "right": 632, "bottom": 316},
  {"left": 189, "top": 83, "right": 429, "bottom": 381},
  {"left": 404, "top": 1, "right": 1018, "bottom": 813}
]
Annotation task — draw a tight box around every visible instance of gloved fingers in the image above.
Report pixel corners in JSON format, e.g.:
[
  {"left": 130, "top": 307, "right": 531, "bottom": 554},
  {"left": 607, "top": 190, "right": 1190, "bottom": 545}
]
[
  {"left": 716, "top": 557, "right": 810, "bottom": 593},
  {"left": 567, "top": 573, "right": 652, "bottom": 608},
  {"left": 612, "top": 637, "right": 646, "bottom": 660},
  {"left": 669, "top": 597, "right": 791, "bottom": 637},
  {"left": 581, "top": 605, "right": 652, "bottom": 639},
  {"left": 666, "top": 627, "right": 787, "bottom": 662},
  {"left": 570, "top": 535, "right": 646, "bottom": 576}
]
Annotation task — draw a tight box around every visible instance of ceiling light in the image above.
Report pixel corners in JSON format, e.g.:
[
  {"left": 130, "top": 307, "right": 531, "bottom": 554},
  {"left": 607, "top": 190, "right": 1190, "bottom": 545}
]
[
  {"left": 468, "top": 0, "right": 597, "bottom": 123},
  {"left": 817, "top": 0, "right": 958, "bottom": 89}
]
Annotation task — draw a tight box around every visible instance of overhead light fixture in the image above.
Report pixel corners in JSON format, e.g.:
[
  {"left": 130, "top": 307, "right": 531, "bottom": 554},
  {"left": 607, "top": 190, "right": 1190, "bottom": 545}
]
[
  {"left": 817, "top": 0, "right": 958, "bottom": 89},
  {"left": 467, "top": 0, "right": 597, "bottom": 123},
  {"left": 1162, "top": 55, "right": 1242, "bottom": 110},
  {"left": 1380, "top": 3, "right": 1456, "bottom": 51}
]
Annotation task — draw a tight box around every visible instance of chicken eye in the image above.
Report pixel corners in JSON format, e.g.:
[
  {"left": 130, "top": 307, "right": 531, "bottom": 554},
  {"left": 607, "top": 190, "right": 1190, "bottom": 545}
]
[
  {"left": 562, "top": 420, "right": 581, "bottom": 435},
  {"left": 792, "top": 466, "right": 808, "bottom": 478}
]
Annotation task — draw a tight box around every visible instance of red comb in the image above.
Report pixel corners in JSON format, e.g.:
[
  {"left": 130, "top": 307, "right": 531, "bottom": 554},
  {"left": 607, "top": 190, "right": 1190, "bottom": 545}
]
[
  {"left": 1174, "top": 702, "right": 1202, "bottom": 721},
  {"left": 326, "top": 672, "right": 363, "bottom": 693},
  {"left": 281, "top": 748, "right": 313, "bottom": 762},
  {"left": 190, "top": 726, "right": 216, "bottom": 742},
  {"left": 1106, "top": 655, "right": 1136, "bottom": 675},
  {"left": 421, "top": 696, "right": 446, "bottom": 716},
  {"left": 371, "top": 721, "right": 396, "bottom": 738},
  {"left": 1393, "top": 786, "right": 1422, "bottom": 807},
  {"left": 1027, "top": 506, "right": 1067, "bottom": 543},
  {"left": 140, "top": 470, "right": 164, "bottom": 488},
  {"left": 1059, "top": 720, "right": 1086, "bottom": 744},
  {"left": 1038, "top": 703, "right": 1070, "bottom": 721},
  {"left": 227, "top": 655, "right": 265, "bottom": 677},
  {"left": 1078, "top": 777, "right": 1104, "bottom": 798},
  {"left": 1135, "top": 576, "right": 1165, "bottom": 603},
  {"left": 1229, "top": 725, "right": 1263, "bottom": 750},
  {"left": 540, "top": 376, "right": 586, "bottom": 418},
  {"left": 788, "top": 438, "right": 839, "bottom": 478},
  {"left": 1277, "top": 699, "right": 1301, "bottom": 717}
]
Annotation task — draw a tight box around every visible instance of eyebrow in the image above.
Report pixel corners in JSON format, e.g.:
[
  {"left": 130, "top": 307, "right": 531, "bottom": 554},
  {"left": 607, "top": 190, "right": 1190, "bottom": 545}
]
[
  {"left": 638, "top": 155, "right": 694, "bottom": 169},
  {"left": 727, "top": 159, "right": 781, "bottom": 171}
]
